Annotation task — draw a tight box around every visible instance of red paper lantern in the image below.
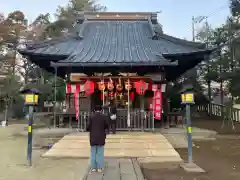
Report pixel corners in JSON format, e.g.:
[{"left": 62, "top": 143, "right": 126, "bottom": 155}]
[
  {"left": 130, "top": 92, "right": 135, "bottom": 101},
  {"left": 84, "top": 80, "right": 94, "bottom": 96},
  {"left": 135, "top": 80, "right": 147, "bottom": 95}
]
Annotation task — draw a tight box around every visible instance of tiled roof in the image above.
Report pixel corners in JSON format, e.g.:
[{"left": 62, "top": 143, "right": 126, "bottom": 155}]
[
  {"left": 19, "top": 19, "right": 210, "bottom": 67},
  {"left": 57, "top": 20, "right": 175, "bottom": 66}
]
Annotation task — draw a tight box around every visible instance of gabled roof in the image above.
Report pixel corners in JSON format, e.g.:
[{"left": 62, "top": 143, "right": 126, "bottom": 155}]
[
  {"left": 19, "top": 21, "right": 208, "bottom": 66},
  {"left": 18, "top": 12, "right": 213, "bottom": 80},
  {"left": 52, "top": 20, "right": 186, "bottom": 67}
]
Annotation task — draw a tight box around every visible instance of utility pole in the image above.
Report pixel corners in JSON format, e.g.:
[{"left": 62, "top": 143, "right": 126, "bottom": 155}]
[
  {"left": 205, "top": 18, "right": 212, "bottom": 115},
  {"left": 192, "top": 16, "right": 195, "bottom": 42}
]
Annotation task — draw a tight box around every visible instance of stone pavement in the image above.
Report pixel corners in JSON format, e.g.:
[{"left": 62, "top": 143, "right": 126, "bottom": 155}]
[
  {"left": 85, "top": 158, "right": 144, "bottom": 180},
  {"left": 43, "top": 132, "right": 182, "bottom": 163}
]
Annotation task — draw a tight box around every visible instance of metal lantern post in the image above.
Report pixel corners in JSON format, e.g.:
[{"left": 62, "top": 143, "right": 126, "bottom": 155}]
[
  {"left": 181, "top": 92, "right": 195, "bottom": 164},
  {"left": 20, "top": 88, "right": 40, "bottom": 166}
]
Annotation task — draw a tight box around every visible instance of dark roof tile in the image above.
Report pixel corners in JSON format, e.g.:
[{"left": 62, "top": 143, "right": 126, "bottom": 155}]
[
  {"left": 19, "top": 19, "right": 210, "bottom": 67},
  {"left": 22, "top": 38, "right": 81, "bottom": 56},
  {"left": 58, "top": 20, "right": 201, "bottom": 65}
]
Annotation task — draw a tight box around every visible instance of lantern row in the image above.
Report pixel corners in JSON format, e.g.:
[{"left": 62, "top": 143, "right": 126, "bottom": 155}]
[{"left": 66, "top": 81, "right": 166, "bottom": 94}]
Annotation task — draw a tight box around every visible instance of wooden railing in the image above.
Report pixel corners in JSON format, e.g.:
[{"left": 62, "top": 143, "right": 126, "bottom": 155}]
[
  {"left": 55, "top": 109, "right": 155, "bottom": 131},
  {"left": 196, "top": 103, "right": 240, "bottom": 122}
]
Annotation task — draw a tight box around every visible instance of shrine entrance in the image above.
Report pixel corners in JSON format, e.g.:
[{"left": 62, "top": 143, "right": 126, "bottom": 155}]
[{"left": 61, "top": 74, "right": 166, "bottom": 131}]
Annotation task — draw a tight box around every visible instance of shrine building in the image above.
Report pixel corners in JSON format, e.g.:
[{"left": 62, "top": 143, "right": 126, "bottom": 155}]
[{"left": 18, "top": 12, "right": 213, "bottom": 131}]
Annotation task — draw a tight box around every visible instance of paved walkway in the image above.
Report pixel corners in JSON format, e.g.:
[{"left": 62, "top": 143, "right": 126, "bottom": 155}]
[
  {"left": 85, "top": 158, "right": 144, "bottom": 180},
  {"left": 43, "top": 132, "right": 182, "bottom": 162}
]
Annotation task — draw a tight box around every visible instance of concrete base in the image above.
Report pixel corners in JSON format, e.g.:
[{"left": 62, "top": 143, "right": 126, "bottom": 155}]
[{"left": 180, "top": 163, "right": 206, "bottom": 173}]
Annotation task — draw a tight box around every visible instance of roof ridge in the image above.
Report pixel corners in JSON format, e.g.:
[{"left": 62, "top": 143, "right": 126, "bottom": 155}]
[
  {"left": 158, "top": 34, "right": 206, "bottom": 49},
  {"left": 147, "top": 18, "right": 157, "bottom": 39}
]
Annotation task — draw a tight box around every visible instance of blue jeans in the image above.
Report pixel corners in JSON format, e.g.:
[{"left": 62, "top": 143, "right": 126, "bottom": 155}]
[{"left": 90, "top": 146, "right": 104, "bottom": 169}]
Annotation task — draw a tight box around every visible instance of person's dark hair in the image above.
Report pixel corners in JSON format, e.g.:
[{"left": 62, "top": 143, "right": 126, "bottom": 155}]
[
  {"left": 94, "top": 106, "right": 102, "bottom": 111},
  {"left": 110, "top": 100, "right": 114, "bottom": 105}
]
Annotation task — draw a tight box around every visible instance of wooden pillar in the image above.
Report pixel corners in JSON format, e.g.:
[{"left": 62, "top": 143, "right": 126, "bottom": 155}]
[
  {"left": 140, "top": 95, "right": 145, "bottom": 131},
  {"left": 127, "top": 76, "right": 131, "bottom": 129},
  {"left": 66, "top": 73, "right": 71, "bottom": 109},
  {"left": 164, "top": 82, "right": 169, "bottom": 128}
]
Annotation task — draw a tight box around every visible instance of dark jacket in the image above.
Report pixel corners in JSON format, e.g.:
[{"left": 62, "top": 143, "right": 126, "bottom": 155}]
[
  {"left": 110, "top": 104, "right": 117, "bottom": 115},
  {"left": 87, "top": 112, "right": 109, "bottom": 146}
]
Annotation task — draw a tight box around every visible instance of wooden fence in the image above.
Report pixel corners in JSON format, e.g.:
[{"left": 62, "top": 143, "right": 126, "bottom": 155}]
[{"left": 196, "top": 103, "right": 240, "bottom": 122}]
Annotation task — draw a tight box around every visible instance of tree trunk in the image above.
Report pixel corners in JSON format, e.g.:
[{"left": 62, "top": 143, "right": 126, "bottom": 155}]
[
  {"left": 40, "top": 69, "right": 44, "bottom": 84},
  {"left": 220, "top": 79, "right": 224, "bottom": 117},
  {"left": 219, "top": 55, "right": 224, "bottom": 117},
  {"left": 207, "top": 79, "right": 212, "bottom": 116},
  {"left": 24, "top": 62, "right": 28, "bottom": 85},
  {"left": 219, "top": 85, "right": 224, "bottom": 105},
  {"left": 4, "top": 101, "right": 8, "bottom": 126}
]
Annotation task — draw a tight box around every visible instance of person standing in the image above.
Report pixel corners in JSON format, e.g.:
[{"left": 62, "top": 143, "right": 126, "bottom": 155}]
[
  {"left": 108, "top": 101, "right": 117, "bottom": 134},
  {"left": 87, "top": 106, "right": 109, "bottom": 173}
]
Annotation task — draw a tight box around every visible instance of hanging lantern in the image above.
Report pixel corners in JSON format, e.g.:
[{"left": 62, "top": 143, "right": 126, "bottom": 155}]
[
  {"left": 125, "top": 80, "right": 132, "bottom": 91},
  {"left": 116, "top": 78, "right": 123, "bottom": 92},
  {"left": 135, "top": 80, "right": 147, "bottom": 95},
  {"left": 108, "top": 91, "right": 114, "bottom": 100},
  {"left": 98, "top": 80, "right": 105, "bottom": 91},
  {"left": 84, "top": 80, "right": 95, "bottom": 96},
  {"left": 130, "top": 92, "right": 135, "bottom": 101},
  {"left": 107, "top": 78, "right": 114, "bottom": 91}
]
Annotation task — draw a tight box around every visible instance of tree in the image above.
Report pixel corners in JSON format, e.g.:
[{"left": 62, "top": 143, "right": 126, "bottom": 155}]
[
  {"left": 46, "top": 0, "right": 107, "bottom": 37},
  {"left": 0, "top": 11, "right": 27, "bottom": 75},
  {"left": 195, "top": 21, "right": 216, "bottom": 104},
  {"left": 223, "top": 1, "right": 240, "bottom": 101},
  {"left": 0, "top": 11, "right": 27, "bottom": 123},
  {"left": 0, "top": 73, "right": 22, "bottom": 122},
  {"left": 230, "top": 0, "right": 240, "bottom": 19}
]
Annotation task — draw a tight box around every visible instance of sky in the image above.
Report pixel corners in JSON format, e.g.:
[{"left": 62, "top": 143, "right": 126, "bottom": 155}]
[{"left": 1, "top": 0, "right": 230, "bottom": 40}]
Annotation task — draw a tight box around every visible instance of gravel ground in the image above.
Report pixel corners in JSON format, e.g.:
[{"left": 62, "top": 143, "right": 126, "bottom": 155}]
[{"left": 0, "top": 126, "right": 89, "bottom": 180}]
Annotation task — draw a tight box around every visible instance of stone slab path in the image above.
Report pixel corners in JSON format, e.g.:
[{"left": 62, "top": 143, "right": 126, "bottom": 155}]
[
  {"left": 85, "top": 158, "right": 144, "bottom": 180},
  {"left": 43, "top": 132, "right": 182, "bottom": 163}
]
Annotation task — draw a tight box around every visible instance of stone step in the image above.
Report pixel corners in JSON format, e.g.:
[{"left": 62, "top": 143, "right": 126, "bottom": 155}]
[
  {"left": 53, "top": 141, "right": 173, "bottom": 149},
  {"left": 43, "top": 148, "right": 179, "bottom": 158}
]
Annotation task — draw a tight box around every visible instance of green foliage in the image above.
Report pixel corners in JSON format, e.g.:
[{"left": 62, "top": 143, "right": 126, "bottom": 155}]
[
  {"left": 45, "top": 0, "right": 107, "bottom": 38},
  {"left": 230, "top": 0, "right": 240, "bottom": 18},
  {"left": 47, "top": 77, "right": 66, "bottom": 102},
  {"left": 0, "top": 73, "right": 21, "bottom": 101},
  {"left": 12, "top": 94, "right": 26, "bottom": 118}
]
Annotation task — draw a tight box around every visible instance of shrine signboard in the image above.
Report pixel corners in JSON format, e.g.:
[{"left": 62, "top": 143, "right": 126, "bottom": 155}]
[{"left": 152, "top": 84, "right": 163, "bottom": 120}]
